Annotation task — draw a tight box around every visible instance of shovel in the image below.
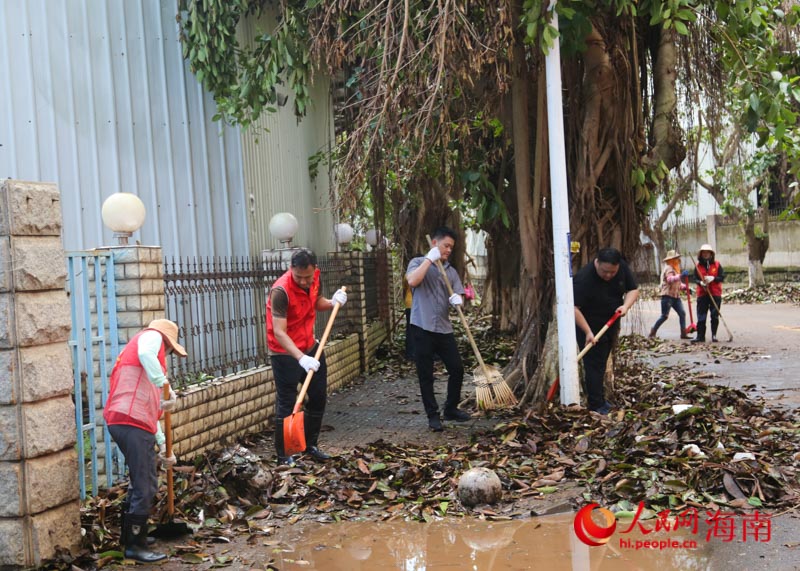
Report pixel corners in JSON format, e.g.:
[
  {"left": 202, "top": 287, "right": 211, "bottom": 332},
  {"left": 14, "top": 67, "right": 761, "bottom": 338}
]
[
  {"left": 425, "top": 236, "right": 516, "bottom": 410},
  {"left": 283, "top": 286, "right": 345, "bottom": 456},
  {"left": 546, "top": 311, "right": 622, "bottom": 402},
  {"left": 151, "top": 382, "right": 192, "bottom": 538}
]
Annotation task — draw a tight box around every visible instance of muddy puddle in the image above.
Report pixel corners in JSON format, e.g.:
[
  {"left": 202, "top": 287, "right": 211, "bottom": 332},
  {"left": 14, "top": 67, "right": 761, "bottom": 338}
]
[{"left": 261, "top": 514, "right": 713, "bottom": 570}]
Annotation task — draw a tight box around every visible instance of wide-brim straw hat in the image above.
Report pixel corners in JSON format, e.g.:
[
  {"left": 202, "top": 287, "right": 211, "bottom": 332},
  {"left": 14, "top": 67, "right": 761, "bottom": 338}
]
[
  {"left": 148, "top": 319, "right": 187, "bottom": 357},
  {"left": 662, "top": 249, "right": 681, "bottom": 262},
  {"left": 698, "top": 243, "right": 715, "bottom": 255}
]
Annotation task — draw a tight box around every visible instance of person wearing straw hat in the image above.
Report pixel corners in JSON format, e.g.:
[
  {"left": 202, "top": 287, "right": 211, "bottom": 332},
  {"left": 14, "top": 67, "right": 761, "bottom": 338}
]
[
  {"left": 266, "top": 248, "right": 347, "bottom": 466},
  {"left": 573, "top": 247, "right": 640, "bottom": 414},
  {"left": 103, "top": 319, "right": 187, "bottom": 563},
  {"left": 406, "top": 226, "right": 471, "bottom": 432},
  {"left": 692, "top": 244, "right": 725, "bottom": 343},
  {"left": 648, "top": 250, "right": 691, "bottom": 340}
]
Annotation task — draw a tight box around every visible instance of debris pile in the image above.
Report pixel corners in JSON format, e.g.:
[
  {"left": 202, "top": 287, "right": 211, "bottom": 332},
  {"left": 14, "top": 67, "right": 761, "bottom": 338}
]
[
  {"left": 72, "top": 332, "right": 798, "bottom": 568},
  {"left": 724, "top": 282, "right": 800, "bottom": 305}
]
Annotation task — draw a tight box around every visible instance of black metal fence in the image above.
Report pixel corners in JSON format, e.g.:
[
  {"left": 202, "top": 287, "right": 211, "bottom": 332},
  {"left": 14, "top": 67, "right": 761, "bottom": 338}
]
[{"left": 163, "top": 252, "right": 377, "bottom": 388}]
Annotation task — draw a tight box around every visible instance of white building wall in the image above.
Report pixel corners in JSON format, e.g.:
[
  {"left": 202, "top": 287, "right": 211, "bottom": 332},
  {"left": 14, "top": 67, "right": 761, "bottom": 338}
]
[{"left": 0, "top": 0, "right": 249, "bottom": 257}]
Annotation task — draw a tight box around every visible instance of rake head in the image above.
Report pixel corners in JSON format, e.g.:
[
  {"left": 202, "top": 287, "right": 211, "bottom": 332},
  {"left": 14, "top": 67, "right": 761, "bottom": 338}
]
[{"left": 473, "top": 365, "right": 517, "bottom": 410}]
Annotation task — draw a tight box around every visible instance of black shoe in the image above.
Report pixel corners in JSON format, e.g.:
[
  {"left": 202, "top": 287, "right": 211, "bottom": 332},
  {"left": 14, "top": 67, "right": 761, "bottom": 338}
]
[
  {"left": 277, "top": 455, "right": 297, "bottom": 467},
  {"left": 711, "top": 336, "right": 718, "bottom": 342},
  {"left": 442, "top": 408, "right": 472, "bottom": 422},
  {"left": 428, "top": 416, "right": 444, "bottom": 432},
  {"left": 305, "top": 446, "right": 331, "bottom": 461},
  {"left": 691, "top": 338, "right": 705, "bottom": 344},
  {"left": 591, "top": 402, "right": 612, "bottom": 415}
]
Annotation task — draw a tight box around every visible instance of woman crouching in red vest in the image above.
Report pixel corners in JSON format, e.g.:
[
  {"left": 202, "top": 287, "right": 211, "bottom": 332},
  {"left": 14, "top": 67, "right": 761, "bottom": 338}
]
[
  {"left": 103, "top": 319, "right": 187, "bottom": 562},
  {"left": 266, "top": 248, "right": 347, "bottom": 466}
]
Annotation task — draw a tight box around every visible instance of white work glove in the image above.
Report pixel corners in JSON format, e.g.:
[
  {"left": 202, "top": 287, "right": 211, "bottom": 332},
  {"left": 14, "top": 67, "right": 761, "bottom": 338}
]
[
  {"left": 332, "top": 288, "right": 347, "bottom": 306},
  {"left": 449, "top": 293, "right": 463, "bottom": 306},
  {"left": 161, "top": 387, "right": 178, "bottom": 412},
  {"left": 158, "top": 444, "right": 177, "bottom": 467},
  {"left": 704, "top": 275, "right": 715, "bottom": 284},
  {"left": 425, "top": 246, "right": 442, "bottom": 263},
  {"left": 298, "top": 354, "right": 320, "bottom": 372}
]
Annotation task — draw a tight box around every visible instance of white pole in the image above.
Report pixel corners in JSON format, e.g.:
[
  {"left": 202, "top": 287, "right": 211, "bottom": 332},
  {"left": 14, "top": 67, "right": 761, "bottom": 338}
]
[{"left": 545, "top": 2, "right": 580, "bottom": 405}]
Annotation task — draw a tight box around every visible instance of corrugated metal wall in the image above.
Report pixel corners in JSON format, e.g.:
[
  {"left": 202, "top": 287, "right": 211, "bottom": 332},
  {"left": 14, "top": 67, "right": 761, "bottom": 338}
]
[
  {"left": 0, "top": 0, "right": 249, "bottom": 257},
  {"left": 238, "top": 13, "right": 337, "bottom": 257}
]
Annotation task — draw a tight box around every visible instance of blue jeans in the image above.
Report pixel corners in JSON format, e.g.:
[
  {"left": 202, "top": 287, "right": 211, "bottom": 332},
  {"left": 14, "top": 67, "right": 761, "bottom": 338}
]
[{"left": 652, "top": 295, "right": 686, "bottom": 333}]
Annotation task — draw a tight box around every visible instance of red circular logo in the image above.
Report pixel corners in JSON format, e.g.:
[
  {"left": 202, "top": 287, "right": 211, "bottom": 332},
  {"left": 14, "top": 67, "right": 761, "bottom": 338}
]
[{"left": 573, "top": 503, "right": 617, "bottom": 546}]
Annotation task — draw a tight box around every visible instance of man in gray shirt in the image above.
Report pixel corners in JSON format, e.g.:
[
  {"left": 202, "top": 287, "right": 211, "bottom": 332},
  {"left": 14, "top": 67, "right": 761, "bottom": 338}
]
[{"left": 406, "top": 226, "right": 471, "bottom": 431}]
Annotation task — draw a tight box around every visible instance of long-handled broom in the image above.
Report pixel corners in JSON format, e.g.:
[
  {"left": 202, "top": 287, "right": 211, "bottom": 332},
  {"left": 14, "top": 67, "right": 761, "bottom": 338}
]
[{"left": 425, "top": 236, "right": 516, "bottom": 409}]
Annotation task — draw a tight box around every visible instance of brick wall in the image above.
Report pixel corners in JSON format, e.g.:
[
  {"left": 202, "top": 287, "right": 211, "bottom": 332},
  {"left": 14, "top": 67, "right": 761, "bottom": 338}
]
[{"left": 169, "top": 332, "right": 368, "bottom": 460}]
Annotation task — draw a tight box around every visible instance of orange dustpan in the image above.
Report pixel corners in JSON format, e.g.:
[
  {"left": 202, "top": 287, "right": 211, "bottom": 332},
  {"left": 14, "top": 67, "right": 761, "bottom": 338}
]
[{"left": 283, "top": 286, "right": 345, "bottom": 456}]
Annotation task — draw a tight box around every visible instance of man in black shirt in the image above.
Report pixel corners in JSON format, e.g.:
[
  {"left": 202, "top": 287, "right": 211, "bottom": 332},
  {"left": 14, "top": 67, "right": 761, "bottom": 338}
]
[{"left": 573, "top": 247, "right": 639, "bottom": 414}]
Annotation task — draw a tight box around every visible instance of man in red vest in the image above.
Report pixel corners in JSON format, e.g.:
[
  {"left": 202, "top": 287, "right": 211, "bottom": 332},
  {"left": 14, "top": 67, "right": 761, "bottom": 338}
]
[
  {"left": 266, "top": 249, "right": 347, "bottom": 466},
  {"left": 103, "top": 319, "right": 187, "bottom": 562}
]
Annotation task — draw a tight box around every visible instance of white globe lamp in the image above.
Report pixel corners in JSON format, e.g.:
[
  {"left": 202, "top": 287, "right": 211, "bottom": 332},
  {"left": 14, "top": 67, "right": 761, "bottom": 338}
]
[
  {"left": 334, "top": 223, "right": 354, "bottom": 249},
  {"left": 101, "top": 193, "right": 146, "bottom": 245},
  {"left": 268, "top": 212, "right": 299, "bottom": 246},
  {"left": 365, "top": 228, "right": 380, "bottom": 248}
]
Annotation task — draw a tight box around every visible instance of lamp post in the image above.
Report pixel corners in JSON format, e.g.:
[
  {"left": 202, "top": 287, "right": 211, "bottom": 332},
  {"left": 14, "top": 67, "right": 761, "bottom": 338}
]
[
  {"left": 101, "top": 192, "right": 146, "bottom": 245},
  {"left": 365, "top": 228, "right": 380, "bottom": 250},
  {"left": 334, "top": 223, "right": 354, "bottom": 251},
  {"left": 268, "top": 212, "right": 299, "bottom": 247},
  {"left": 264, "top": 212, "right": 300, "bottom": 269}
]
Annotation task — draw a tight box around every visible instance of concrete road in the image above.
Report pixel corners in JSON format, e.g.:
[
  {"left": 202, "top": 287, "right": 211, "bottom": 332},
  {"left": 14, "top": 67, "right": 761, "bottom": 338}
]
[{"left": 626, "top": 300, "right": 800, "bottom": 410}]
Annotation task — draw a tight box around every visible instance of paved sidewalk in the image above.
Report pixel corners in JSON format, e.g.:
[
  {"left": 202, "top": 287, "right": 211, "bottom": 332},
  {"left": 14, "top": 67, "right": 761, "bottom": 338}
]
[{"left": 320, "top": 356, "right": 499, "bottom": 454}]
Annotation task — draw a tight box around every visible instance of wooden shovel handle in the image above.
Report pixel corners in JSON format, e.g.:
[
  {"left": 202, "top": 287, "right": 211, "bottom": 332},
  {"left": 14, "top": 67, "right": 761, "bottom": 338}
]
[
  {"left": 292, "top": 286, "right": 346, "bottom": 414},
  {"left": 576, "top": 310, "right": 622, "bottom": 361},
  {"left": 162, "top": 383, "right": 175, "bottom": 516},
  {"left": 424, "top": 236, "right": 489, "bottom": 375}
]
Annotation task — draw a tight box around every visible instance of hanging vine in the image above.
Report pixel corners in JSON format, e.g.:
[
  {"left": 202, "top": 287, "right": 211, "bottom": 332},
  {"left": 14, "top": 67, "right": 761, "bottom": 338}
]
[{"left": 177, "top": 0, "right": 313, "bottom": 127}]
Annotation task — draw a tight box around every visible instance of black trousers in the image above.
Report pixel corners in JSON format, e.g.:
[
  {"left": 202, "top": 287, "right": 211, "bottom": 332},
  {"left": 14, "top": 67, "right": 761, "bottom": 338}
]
[
  {"left": 108, "top": 424, "right": 157, "bottom": 517},
  {"left": 410, "top": 325, "right": 464, "bottom": 419},
  {"left": 271, "top": 346, "right": 328, "bottom": 458},
  {"left": 271, "top": 345, "right": 328, "bottom": 420},
  {"left": 576, "top": 328, "right": 616, "bottom": 410},
  {"left": 696, "top": 295, "right": 722, "bottom": 338}
]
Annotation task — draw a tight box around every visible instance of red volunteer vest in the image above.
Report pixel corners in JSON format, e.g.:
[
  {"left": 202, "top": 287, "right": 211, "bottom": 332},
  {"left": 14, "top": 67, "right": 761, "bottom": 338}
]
[
  {"left": 266, "top": 268, "right": 320, "bottom": 354},
  {"left": 695, "top": 260, "right": 723, "bottom": 297},
  {"left": 103, "top": 330, "right": 166, "bottom": 434}
]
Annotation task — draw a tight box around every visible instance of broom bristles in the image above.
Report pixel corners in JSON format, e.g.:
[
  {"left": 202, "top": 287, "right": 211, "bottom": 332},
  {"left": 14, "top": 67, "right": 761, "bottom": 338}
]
[{"left": 473, "top": 366, "right": 517, "bottom": 409}]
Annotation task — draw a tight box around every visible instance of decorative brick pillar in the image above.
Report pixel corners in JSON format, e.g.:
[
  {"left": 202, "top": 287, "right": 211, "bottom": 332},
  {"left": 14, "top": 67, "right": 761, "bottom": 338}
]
[
  {"left": 329, "top": 251, "right": 370, "bottom": 372},
  {"left": 102, "top": 246, "right": 165, "bottom": 345},
  {"left": 0, "top": 180, "right": 80, "bottom": 568}
]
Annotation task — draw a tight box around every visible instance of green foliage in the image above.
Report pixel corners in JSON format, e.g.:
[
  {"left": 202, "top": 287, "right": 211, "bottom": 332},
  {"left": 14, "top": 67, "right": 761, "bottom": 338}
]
[{"left": 178, "top": 0, "right": 313, "bottom": 127}]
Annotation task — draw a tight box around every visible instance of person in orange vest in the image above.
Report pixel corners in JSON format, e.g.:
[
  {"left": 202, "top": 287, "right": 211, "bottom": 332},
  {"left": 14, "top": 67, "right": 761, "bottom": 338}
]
[
  {"left": 103, "top": 319, "right": 187, "bottom": 563},
  {"left": 266, "top": 248, "right": 347, "bottom": 466},
  {"left": 692, "top": 244, "right": 725, "bottom": 343}
]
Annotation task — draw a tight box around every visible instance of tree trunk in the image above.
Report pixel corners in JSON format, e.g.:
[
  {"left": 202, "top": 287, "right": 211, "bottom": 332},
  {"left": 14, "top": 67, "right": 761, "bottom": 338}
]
[{"left": 744, "top": 214, "right": 769, "bottom": 287}]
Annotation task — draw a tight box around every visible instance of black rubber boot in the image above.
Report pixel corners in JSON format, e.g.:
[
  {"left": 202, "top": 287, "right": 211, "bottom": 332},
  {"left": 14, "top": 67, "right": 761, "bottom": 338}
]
[
  {"left": 304, "top": 411, "right": 331, "bottom": 461},
  {"left": 273, "top": 418, "right": 296, "bottom": 466},
  {"left": 691, "top": 322, "right": 706, "bottom": 343},
  {"left": 122, "top": 514, "right": 166, "bottom": 563},
  {"left": 121, "top": 501, "right": 155, "bottom": 546}
]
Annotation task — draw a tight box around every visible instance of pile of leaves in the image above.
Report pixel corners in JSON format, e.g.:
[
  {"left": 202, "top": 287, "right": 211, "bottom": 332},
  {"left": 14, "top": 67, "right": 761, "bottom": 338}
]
[
  {"left": 72, "top": 333, "right": 798, "bottom": 567},
  {"left": 723, "top": 282, "right": 800, "bottom": 305}
]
